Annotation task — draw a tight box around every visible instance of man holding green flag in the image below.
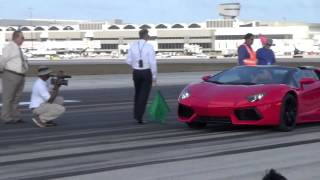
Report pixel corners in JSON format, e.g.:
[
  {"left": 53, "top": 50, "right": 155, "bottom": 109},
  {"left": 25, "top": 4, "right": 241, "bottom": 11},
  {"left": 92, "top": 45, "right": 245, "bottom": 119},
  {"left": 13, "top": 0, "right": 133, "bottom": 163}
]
[{"left": 126, "top": 29, "right": 157, "bottom": 124}]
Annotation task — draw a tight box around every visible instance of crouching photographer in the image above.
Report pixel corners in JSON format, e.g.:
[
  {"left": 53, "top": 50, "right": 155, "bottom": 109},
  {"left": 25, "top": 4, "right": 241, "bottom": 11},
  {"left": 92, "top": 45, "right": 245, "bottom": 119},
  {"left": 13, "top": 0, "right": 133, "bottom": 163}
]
[{"left": 29, "top": 66, "right": 71, "bottom": 127}]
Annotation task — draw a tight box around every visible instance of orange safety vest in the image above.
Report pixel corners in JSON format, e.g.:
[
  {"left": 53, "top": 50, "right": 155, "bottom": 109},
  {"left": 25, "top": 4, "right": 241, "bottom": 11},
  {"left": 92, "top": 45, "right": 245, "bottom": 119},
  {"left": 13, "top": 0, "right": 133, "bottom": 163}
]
[{"left": 242, "top": 44, "right": 257, "bottom": 66}]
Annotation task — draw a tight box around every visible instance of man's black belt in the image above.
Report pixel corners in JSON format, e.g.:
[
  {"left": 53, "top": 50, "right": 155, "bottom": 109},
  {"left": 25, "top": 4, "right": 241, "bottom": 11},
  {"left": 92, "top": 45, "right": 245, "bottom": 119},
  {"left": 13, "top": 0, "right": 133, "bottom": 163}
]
[
  {"left": 133, "top": 68, "right": 151, "bottom": 71},
  {"left": 4, "top": 69, "right": 26, "bottom": 77}
]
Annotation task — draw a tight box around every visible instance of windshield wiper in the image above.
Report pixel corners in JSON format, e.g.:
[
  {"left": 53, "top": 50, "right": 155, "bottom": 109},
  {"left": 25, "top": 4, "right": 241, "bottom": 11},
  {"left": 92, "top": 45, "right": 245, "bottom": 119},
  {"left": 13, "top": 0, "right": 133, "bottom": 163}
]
[
  {"left": 208, "top": 80, "right": 224, "bottom": 84},
  {"left": 226, "top": 82, "right": 256, "bottom": 85},
  {"left": 240, "top": 82, "right": 256, "bottom": 85}
]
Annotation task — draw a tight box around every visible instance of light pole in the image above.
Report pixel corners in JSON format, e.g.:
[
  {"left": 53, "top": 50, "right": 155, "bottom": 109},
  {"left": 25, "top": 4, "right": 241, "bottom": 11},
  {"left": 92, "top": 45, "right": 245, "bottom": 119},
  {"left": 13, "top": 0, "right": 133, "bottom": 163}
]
[{"left": 28, "top": 7, "right": 34, "bottom": 50}]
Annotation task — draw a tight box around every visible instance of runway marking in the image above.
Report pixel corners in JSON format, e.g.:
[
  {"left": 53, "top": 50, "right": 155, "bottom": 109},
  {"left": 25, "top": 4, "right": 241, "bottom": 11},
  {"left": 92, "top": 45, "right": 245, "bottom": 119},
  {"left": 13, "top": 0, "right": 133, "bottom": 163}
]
[{"left": 0, "top": 100, "right": 81, "bottom": 107}]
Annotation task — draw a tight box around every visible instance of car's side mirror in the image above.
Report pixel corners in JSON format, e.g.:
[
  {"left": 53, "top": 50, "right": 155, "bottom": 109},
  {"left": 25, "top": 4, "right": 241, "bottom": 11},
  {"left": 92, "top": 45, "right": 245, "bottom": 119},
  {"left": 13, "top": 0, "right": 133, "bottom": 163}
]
[
  {"left": 202, "top": 75, "right": 211, "bottom": 81},
  {"left": 300, "top": 77, "right": 316, "bottom": 89}
]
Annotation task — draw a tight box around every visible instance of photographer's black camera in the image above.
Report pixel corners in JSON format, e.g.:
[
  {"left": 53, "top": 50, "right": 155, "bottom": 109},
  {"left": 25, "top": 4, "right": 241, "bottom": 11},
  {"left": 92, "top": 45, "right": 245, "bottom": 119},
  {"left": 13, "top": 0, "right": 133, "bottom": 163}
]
[{"left": 50, "top": 71, "right": 72, "bottom": 86}]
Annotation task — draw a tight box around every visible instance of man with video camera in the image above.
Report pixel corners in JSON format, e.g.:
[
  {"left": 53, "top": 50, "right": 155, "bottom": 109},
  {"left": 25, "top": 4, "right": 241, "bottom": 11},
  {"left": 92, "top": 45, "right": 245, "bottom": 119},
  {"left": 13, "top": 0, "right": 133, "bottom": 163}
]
[{"left": 29, "top": 66, "right": 68, "bottom": 127}]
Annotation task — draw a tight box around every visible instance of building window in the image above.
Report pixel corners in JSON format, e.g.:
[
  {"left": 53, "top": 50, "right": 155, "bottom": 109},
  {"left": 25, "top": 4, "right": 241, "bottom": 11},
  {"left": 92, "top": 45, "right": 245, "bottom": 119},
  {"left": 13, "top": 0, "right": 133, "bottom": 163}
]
[
  {"left": 20, "top": 27, "right": 31, "bottom": 31},
  {"left": 93, "top": 38, "right": 119, "bottom": 40},
  {"left": 188, "top": 23, "right": 201, "bottom": 28},
  {"left": 172, "top": 24, "right": 184, "bottom": 28},
  {"left": 49, "top": 26, "right": 59, "bottom": 31},
  {"left": 158, "top": 43, "right": 184, "bottom": 49},
  {"left": 6, "top": 27, "right": 16, "bottom": 31},
  {"left": 157, "top": 37, "right": 184, "bottom": 40},
  {"left": 108, "top": 25, "right": 120, "bottom": 30},
  {"left": 193, "top": 43, "right": 212, "bottom": 48},
  {"left": 155, "top": 24, "right": 168, "bottom": 29},
  {"left": 216, "top": 34, "right": 293, "bottom": 40},
  {"left": 240, "top": 23, "right": 253, "bottom": 27},
  {"left": 69, "top": 38, "right": 82, "bottom": 41},
  {"left": 101, "top": 44, "right": 118, "bottom": 49},
  {"left": 63, "top": 26, "right": 74, "bottom": 30},
  {"left": 216, "top": 35, "right": 243, "bottom": 40},
  {"left": 80, "top": 24, "right": 103, "bottom": 30},
  {"left": 264, "top": 34, "right": 293, "bottom": 39},
  {"left": 140, "top": 24, "right": 151, "bottom": 29},
  {"left": 124, "top": 25, "right": 135, "bottom": 29},
  {"left": 206, "top": 20, "right": 234, "bottom": 28},
  {"left": 190, "top": 36, "right": 211, "bottom": 39},
  {"left": 35, "top": 27, "right": 45, "bottom": 31},
  {"left": 124, "top": 38, "right": 138, "bottom": 40}
]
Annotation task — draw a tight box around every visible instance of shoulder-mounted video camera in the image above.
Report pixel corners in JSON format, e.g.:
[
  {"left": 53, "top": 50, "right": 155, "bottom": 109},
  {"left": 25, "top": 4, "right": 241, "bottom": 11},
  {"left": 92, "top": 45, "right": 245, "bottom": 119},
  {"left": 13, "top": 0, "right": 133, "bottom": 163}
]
[{"left": 50, "top": 70, "right": 72, "bottom": 86}]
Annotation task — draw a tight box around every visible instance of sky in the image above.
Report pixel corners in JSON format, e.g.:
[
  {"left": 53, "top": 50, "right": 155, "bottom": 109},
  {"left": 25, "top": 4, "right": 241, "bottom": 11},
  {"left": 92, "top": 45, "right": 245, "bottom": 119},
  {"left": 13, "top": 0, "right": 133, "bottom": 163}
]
[{"left": 0, "top": 0, "right": 319, "bottom": 24}]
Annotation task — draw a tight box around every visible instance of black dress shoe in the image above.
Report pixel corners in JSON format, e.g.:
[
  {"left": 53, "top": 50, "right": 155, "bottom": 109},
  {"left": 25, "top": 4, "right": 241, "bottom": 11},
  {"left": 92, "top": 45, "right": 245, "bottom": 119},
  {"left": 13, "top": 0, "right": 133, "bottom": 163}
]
[
  {"left": 14, "top": 119, "right": 26, "bottom": 123},
  {"left": 137, "top": 119, "right": 144, "bottom": 124},
  {"left": 4, "top": 121, "right": 16, "bottom": 124}
]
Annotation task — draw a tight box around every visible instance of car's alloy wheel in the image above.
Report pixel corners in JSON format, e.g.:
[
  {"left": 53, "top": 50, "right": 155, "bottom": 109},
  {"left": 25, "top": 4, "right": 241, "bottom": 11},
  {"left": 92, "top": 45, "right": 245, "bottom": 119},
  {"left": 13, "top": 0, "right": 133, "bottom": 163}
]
[
  {"left": 279, "top": 94, "right": 297, "bottom": 131},
  {"left": 187, "top": 121, "right": 207, "bottom": 129}
]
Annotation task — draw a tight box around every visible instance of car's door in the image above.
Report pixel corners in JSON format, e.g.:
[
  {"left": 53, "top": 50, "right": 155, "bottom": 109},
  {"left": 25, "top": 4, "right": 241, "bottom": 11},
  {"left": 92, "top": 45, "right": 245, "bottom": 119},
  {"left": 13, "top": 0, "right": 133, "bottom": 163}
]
[{"left": 296, "top": 70, "right": 320, "bottom": 122}]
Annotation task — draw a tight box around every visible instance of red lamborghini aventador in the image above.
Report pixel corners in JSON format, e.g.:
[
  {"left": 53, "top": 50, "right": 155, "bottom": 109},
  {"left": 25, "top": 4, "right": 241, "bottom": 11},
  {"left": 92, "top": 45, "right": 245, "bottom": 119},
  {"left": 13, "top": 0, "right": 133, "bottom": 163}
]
[{"left": 178, "top": 65, "right": 320, "bottom": 131}]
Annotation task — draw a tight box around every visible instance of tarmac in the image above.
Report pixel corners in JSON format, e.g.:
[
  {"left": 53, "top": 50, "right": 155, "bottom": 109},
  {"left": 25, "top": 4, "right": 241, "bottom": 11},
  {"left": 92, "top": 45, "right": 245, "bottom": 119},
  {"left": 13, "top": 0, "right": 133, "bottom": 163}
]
[
  {"left": 18, "top": 57, "right": 320, "bottom": 75},
  {"left": 0, "top": 71, "right": 212, "bottom": 93}
]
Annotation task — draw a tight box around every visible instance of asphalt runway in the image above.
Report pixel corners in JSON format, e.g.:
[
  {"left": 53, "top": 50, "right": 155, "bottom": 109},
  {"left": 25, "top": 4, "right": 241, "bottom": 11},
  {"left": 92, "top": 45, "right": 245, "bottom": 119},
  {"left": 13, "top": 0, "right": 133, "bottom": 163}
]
[
  {"left": 1, "top": 85, "right": 320, "bottom": 180},
  {"left": 1, "top": 60, "right": 320, "bottom": 179}
]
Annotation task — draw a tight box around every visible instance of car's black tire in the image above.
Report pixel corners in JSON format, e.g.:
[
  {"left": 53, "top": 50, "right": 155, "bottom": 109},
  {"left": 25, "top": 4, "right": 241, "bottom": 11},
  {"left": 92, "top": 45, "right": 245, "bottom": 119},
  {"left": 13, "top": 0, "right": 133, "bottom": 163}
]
[
  {"left": 278, "top": 94, "right": 297, "bottom": 131},
  {"left": 187, "top": 121, "right": 207, "bottom": 129}
]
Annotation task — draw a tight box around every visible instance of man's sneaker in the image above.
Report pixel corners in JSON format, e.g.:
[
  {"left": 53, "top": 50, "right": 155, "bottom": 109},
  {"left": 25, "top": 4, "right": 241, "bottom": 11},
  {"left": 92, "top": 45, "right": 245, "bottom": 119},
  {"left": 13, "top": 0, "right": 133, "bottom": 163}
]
[{"left": 32, "top": 116, "right": 47, "bottom": 128}]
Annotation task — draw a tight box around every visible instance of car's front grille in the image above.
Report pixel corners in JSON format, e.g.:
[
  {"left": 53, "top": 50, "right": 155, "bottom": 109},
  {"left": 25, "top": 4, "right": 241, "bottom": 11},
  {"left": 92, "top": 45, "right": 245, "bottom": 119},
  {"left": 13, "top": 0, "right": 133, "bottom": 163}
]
[
  {"left": 178, "top": 104, "right": 194, "bottom": 118},
  {"left": 197, "top": 116, "right": 232, "bottom": 124},
  {"left": 234, "top": 108, "right": 262, "bottom": 120}
]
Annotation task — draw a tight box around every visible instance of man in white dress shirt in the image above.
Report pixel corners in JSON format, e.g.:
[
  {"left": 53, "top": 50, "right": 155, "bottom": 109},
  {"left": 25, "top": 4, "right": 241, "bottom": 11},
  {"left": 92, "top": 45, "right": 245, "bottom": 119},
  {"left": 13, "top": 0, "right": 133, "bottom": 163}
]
[
  {"left": 126, "top": 29, "right": 157, "bottom": 124},
  {"left": 1, "top": 30, "right": 29, "bottom": 124}
]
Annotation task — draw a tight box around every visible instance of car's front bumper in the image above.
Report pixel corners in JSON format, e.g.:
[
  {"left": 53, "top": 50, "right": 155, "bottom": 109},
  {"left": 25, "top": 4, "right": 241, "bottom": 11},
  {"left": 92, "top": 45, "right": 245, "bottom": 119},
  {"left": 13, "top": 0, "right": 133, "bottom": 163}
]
[{"left": 178, "top": 99, "right": 282, "bottom": 126}]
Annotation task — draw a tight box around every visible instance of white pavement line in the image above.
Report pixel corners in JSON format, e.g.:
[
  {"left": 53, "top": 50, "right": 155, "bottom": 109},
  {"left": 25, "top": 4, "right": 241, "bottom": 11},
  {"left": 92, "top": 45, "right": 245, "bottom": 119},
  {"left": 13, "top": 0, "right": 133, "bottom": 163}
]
[{"left": 0, "top": 100, "right": 81, "bottom": 107}]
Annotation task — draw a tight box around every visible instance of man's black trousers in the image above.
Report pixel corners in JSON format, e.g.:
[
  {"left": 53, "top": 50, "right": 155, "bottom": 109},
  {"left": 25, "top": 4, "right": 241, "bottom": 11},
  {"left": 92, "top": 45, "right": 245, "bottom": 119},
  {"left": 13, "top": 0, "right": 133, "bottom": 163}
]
[{"left": 133, "top": 69, "right": 152, "bottom": 121}]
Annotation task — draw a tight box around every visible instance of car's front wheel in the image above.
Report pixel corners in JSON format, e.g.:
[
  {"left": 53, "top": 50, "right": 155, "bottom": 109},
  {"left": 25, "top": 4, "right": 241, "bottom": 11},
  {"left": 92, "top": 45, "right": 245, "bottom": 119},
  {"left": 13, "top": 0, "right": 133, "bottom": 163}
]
[
  {"left": 278, "top": 94, "right": 297, "bottom": 131},
  {"left": 187, "top": 121, "right": 207, "bottom": 129}
]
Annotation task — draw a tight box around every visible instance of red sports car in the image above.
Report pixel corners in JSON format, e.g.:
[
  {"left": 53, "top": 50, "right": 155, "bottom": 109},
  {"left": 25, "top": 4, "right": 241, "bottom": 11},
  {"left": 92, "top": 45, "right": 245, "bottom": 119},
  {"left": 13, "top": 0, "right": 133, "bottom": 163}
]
[{"left": 178, "top": 65, "right": 320, "bottom": 131}]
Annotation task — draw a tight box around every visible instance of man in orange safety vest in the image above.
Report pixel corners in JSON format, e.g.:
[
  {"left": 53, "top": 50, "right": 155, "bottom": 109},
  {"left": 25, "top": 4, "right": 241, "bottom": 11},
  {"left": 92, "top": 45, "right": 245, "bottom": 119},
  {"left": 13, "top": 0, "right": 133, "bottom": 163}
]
[{"left": 237, "top": 33, "right": 257, "bottom": 66}]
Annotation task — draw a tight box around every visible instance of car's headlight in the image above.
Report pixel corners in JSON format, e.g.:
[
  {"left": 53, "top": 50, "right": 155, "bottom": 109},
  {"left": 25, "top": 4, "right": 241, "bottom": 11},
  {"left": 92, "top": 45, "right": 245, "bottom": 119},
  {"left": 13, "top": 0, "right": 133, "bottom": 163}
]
[
  {"left": 247, "top": 93, "right": 265, "bottom": 102},
  {"left": 179, "top": 88, "right": 191, "bottom": 101}
]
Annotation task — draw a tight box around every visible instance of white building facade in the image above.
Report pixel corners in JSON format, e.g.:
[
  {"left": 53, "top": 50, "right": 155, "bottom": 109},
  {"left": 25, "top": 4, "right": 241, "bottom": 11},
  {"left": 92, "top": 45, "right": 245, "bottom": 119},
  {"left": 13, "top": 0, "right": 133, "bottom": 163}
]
[{"left": 0, "top": 18, "right": 319, "bottom": 57}]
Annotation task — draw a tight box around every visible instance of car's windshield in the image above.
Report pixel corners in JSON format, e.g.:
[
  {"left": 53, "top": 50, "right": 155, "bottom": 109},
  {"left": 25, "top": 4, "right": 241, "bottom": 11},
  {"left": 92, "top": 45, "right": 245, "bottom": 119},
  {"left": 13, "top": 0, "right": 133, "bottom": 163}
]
[{"left": 208, "top": 66, "right": 293, "bottom": 85}]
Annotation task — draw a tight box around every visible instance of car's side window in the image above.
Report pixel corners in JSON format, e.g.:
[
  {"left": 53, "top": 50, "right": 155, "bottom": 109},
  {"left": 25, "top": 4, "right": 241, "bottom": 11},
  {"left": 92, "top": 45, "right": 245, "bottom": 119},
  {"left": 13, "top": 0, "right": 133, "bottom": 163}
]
[
  {"left": 291, "top": 70, "right": 319, "bottom": 88},
  {"left": 292, "top": 71, "right": 303, "bottom": 88},
  {"left": 313, "top": 70, "right": 320, "bottom": 80},
  {"left": 302, "top": 70, "right": 319, "bottom": 80},
  {"left": 272, "top": 69, "right": 290, "bottom": 84}
]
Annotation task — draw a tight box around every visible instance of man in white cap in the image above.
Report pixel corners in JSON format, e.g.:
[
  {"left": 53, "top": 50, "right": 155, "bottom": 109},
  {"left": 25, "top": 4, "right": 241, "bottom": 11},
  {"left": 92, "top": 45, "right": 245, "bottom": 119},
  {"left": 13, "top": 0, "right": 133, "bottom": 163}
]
[
  {"left": 256, "top": 38, "right": 276, "bottom": 65},
  {"left": 29, "top": 66, "right": 65, "bottom": 127}
]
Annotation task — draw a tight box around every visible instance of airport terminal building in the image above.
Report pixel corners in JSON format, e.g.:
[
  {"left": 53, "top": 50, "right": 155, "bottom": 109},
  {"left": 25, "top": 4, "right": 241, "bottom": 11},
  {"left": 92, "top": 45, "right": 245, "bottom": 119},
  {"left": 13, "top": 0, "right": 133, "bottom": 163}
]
[{"left": 0, "top": 3, "right": 319, "bottom": 57}]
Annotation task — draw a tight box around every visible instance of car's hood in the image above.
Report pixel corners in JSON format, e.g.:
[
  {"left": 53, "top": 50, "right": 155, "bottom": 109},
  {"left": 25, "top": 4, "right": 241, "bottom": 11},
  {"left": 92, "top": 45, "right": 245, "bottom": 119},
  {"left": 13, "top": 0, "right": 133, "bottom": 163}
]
[{"left": 188, "top": 82, "right": 289, "bottom": 106}]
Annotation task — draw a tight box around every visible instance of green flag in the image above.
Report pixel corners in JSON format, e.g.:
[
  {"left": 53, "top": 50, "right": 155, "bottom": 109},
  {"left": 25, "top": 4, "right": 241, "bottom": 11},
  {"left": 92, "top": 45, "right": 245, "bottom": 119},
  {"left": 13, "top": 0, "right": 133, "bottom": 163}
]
[{"left": 147, "top": 90, "right": 170, "bottom": 123}]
